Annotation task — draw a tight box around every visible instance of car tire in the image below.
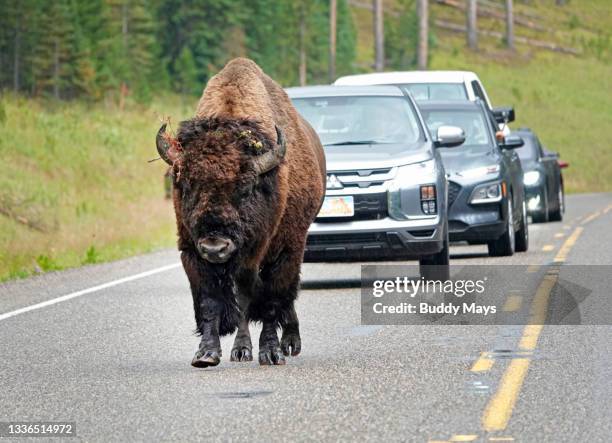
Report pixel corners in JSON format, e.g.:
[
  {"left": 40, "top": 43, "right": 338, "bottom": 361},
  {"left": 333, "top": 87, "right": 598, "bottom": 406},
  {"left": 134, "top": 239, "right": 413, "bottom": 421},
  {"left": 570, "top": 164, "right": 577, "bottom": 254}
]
[
  {"left": 419, "top": 220, "right": 450, "bottom": 281},
  {"left": 531, "top": 188, "right": 549, "bottom": 223},
  {"left": 488, "top": 195, "right": 515, "bottom": 257},
  {"left": 515, "top": 199, "right": 529, "bottom": 252},
  {"left": 548, "top": 183, "right": 564, "bottom": 222}
]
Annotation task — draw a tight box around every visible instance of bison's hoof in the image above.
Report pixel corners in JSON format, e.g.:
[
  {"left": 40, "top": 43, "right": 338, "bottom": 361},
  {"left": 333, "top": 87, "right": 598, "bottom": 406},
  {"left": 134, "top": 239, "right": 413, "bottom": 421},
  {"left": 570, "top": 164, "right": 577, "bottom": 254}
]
[
  {"left": 258, "top": 347, "right": 286, "bottom": 366},
  {"left": 281, "top": 332, "right": 301, "bottom": 357},
  {"left": 230, "top": 346, "right": 253, "bottom": 362},
  {"left": 191, "top": 350, "right": 221, "bottom": 368}
]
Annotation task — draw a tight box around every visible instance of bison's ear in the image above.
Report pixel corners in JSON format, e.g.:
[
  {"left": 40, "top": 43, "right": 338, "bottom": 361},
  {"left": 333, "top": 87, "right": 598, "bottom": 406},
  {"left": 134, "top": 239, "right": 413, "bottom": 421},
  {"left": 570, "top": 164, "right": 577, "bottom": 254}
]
[
  {"left": 252, "top": 125, "right": 287, "bottom": 175},
  {"left": 156, "top": 124, "right": 179, "bottom": 165}
]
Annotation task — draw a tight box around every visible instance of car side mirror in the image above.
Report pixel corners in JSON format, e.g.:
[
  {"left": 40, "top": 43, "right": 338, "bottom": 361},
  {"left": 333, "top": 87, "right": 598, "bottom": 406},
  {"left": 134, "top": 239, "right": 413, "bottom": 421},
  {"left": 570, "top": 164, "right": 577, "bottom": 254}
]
[
  {"left": 500, "top": 135, "right": 524, "bottom": 149},
  {"left": 493, "top": 106, "right": 515, "bottom": 124},
  {"left": 434, "top": 125, "right": 465, "bottom": 148}
]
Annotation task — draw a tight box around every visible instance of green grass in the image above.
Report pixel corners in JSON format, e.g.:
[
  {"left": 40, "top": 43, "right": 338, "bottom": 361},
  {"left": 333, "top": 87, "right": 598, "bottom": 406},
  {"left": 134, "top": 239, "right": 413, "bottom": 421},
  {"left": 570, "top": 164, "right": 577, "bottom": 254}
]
[
  {"left": 0, "top": 94, "right": 196, "bottom": 281},
  {"left": 429, "top": 48, "right": 612, "bottom": 194},
  {"left": 350, "top": 0, "right": 612, "bottom": 193}
]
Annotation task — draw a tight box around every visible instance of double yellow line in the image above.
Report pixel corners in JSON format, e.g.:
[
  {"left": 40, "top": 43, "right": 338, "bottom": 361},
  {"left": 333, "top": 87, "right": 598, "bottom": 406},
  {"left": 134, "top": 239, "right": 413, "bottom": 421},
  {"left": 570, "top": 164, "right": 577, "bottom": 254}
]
[{"left": 481, "top": 215, "right": 590, "bottom": 432}]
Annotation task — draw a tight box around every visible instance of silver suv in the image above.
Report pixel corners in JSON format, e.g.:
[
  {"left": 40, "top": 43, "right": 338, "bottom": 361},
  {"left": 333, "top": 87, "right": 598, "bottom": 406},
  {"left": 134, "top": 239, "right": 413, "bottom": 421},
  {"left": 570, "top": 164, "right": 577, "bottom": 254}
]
[{"left": 287, "top": 85, "right": 465, "bottom": 280}]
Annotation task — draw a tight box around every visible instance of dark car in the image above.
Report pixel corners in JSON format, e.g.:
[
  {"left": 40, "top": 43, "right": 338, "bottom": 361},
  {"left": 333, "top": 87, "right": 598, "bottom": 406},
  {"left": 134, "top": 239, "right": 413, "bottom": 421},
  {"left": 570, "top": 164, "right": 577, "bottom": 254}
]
[
  {"left": 418, "top": 100, "right": 528, "bottom": 256},
  {"left": 514, "top": 128, "right": 566, "bottom": 222}
]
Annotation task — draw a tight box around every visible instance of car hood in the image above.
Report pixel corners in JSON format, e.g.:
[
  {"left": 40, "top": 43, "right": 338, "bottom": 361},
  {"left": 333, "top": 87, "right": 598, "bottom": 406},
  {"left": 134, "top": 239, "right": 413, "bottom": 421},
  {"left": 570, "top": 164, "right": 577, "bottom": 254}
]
[
  {"left": 439, "top": 145, "right": 500, "bottom": 177},
  {"left": 324, "top": 142, "right": 433, "bottom": 171}
]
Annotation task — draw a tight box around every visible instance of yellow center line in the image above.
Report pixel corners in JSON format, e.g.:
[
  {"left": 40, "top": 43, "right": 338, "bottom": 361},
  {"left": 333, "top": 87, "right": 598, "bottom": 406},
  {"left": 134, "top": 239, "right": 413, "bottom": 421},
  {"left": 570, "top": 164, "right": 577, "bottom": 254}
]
[
  {"left": 482, "top": 226, "right": 584, "bottom": 432},
  {"left": 482, "top": 273, "right": 556, "bottom": 431},
  {"left": 471, "top": 352, "right": 494, "bottom": 372},
  {"left": 604, "top": 204, "right": 612, "bottom": 214},
  {"left": 580, "top": 211, "right": 601, "bottom": 225},
  {"left": 554, "top": 227, "right": 583, "bottom": 262},
  {"left": 450, "top": 435, "right": 478, "bottom": 442},
  {"left": 502, "top": 295, "right": 523, "bottom": 312},
  {"left": 481, "top": 225, "right": 584, "bottom": 432},
  {"left": 541, "top": 244, "right": 554, "bottom": 252},
  {"left": 526, "top": 264, "right": 540, "bottom": 273},
  {"left": 554, "top": 232, "right": 565, "bottom": 238}
]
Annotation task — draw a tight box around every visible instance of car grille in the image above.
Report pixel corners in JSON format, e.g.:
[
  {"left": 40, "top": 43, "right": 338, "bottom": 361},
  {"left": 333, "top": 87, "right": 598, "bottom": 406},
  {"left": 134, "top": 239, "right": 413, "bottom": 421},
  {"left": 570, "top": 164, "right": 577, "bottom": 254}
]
[
  {"left": 327, "top": 167, "right": 393, "bottom": 189},
  {"left": 307, "top": 232, "right": 383, "bottom": 246},
  {"left": 317, "top": 193, "right": 388, "bottom": 222},
  {"left": 448, "top": 181, "right": 461, "bottom": 207}
]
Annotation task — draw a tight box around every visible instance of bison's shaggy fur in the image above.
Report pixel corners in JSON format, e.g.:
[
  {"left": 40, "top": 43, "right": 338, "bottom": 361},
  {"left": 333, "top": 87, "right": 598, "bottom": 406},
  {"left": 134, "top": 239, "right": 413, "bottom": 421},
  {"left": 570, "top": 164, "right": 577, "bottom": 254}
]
[{"left": 161, "top": 58, "right": 325, "bottom": 367}]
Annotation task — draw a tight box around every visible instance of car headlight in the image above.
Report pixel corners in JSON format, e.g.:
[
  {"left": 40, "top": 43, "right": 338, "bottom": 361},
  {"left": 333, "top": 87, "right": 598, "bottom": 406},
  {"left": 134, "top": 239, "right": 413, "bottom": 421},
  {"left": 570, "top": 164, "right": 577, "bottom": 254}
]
[
  {"left": 388, "top": 160, "right": 438, "bottom": 220},
  {"left": 470, "top": 182, "right": 502, "bottom": 204},
  {"left": 460, "top": 165, "right": 500, "bottom": 178},
  {"left": 523, "top": 171, "right": 541, "bottom": 186}
]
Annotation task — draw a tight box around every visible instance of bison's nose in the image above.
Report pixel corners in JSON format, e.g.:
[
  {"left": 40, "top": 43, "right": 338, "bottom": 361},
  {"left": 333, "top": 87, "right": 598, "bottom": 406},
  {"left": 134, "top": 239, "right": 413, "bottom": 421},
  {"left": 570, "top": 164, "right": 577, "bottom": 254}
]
[{"left": 197, "top": 237, "right": 236, "bottom": 263}]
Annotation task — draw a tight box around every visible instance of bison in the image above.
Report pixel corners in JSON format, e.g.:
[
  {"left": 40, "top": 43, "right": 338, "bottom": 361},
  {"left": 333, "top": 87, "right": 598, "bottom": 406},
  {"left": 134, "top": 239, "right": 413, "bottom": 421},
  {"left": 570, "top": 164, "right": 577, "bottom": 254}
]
[{"left": 155, "top": 58, "right": 326, "bottom": 367}]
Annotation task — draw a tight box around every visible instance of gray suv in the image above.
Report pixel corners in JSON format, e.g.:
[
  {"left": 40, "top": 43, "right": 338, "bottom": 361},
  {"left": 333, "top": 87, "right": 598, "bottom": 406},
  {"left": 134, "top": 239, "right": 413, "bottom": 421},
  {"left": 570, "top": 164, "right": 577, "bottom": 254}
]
[{"left": 287, "top": 85, "right": 465, "bottom": 280}]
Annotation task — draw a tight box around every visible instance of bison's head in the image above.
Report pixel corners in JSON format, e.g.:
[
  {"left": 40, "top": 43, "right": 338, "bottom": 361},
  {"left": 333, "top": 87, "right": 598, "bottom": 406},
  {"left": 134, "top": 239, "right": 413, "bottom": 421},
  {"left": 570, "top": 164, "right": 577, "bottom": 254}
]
[{"left": 156, "top": 118, "right": 286, "bottom": 264}]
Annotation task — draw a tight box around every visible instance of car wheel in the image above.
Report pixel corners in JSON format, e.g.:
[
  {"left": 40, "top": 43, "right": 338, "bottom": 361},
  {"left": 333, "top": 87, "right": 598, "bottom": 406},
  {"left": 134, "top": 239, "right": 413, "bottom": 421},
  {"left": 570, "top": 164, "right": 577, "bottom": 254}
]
[
  {"left": 488, "top": 195, "right": 515, "bottom": 257},
  {"left": 419, "top": 220, "right": 450, "bottom": 281},
  {"left": 515, "top": 199, "right": 529, "bottom": 252},
  {"left": 531, "top": 188, "right": 549, "bottom": 223},
  {"left": 548, "top": 183, "right": 564, "bottom": 222}
]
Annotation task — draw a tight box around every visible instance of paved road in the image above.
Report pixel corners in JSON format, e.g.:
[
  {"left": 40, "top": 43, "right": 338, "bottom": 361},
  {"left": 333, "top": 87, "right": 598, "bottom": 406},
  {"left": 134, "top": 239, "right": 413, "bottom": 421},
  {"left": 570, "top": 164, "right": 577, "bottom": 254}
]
[{"left": 1, "top": 193, "right": 611, "bottom": 442}]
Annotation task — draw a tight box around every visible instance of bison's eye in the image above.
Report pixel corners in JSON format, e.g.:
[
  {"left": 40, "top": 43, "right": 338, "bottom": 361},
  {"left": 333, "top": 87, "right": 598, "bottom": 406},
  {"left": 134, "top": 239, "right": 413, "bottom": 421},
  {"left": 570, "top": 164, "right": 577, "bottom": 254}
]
[{"left": 236, "top": 181, "right": 255, "bottom": 199}]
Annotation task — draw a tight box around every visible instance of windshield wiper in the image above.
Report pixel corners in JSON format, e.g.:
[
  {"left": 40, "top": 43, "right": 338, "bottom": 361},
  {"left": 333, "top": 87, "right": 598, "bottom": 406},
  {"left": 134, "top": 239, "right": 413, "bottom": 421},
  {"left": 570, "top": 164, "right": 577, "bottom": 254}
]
[{"left": 324, "top": 140, "right": 379, "bottom": 146}]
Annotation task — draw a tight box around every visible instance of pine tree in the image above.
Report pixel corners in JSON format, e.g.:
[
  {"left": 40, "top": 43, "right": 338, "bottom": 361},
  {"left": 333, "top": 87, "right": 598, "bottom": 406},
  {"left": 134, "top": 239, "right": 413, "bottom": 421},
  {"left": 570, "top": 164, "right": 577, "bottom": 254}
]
[
  {"left": 31, "top": 0, "right": 78, "bottom": 99},
  {"left": 103, "top": 0, "right": 156, "bottom": 103}
]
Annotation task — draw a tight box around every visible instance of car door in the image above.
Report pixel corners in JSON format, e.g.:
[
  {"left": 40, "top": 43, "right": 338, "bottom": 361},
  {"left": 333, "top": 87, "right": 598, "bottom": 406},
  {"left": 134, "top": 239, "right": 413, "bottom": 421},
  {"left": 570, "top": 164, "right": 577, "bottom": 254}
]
[
  {"left": 538, "top": 138, "right": 558, "bottom": 203},
  {"left": 484, "top": 105, "right": 523, "bottom": 221}
]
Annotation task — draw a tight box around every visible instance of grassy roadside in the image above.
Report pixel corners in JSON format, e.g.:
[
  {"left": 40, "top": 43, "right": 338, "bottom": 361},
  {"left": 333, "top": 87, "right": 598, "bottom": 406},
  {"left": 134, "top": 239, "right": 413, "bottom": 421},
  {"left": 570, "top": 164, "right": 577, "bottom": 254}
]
[{"left": 0, "top": 94, "right": 195, "bottom": 281}]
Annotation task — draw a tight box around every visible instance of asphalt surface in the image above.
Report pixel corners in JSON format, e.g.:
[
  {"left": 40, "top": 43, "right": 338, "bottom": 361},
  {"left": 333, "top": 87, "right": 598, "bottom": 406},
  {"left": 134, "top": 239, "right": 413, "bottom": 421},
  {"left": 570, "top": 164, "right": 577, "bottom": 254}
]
[{"left": 1, "top": 193, "right": 611, "bottom": 442}]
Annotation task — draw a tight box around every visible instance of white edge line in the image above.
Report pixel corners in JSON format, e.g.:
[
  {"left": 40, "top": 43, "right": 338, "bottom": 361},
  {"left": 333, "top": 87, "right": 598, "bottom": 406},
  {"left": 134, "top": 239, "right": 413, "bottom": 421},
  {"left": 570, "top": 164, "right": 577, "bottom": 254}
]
[{"left": 0, "top": 263, "right": 182, "bottom": 322}]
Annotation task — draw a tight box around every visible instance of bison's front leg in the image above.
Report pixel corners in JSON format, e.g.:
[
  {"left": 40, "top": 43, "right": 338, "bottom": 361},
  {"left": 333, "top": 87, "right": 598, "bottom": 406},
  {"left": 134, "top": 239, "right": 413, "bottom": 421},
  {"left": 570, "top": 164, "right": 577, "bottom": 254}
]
[
  {"left": 230, "top": 316, "right": 253, "bottom": 362},
  {"left": 191, "top": 296, "right": 223, "bottom": 368},
  {"left": 280, "top": 303, "right": 301, "bottom": 357},
  {"left": 258, "top": 321, "right": 285, "bottom": 365},
  {"left": 182, "top": 251, "right": 223, "bottom": 368}
]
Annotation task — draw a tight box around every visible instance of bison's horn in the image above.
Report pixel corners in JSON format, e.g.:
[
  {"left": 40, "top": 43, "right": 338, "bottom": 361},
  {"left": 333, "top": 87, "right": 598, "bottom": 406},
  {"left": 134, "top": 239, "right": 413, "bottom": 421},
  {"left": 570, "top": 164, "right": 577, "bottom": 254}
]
[
  {"left": 156, "top": 124, "right": 177, "bottom": 165},
  {"left": 252, "top": 125, "right": 287, "bottom": 175}
]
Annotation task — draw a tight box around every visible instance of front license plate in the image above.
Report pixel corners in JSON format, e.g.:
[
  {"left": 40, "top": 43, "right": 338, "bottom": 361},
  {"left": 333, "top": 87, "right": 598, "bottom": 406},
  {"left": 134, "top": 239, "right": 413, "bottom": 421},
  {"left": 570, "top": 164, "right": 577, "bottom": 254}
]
[{"left": 318, "top": 196, "right": 354, "bottom": 218}]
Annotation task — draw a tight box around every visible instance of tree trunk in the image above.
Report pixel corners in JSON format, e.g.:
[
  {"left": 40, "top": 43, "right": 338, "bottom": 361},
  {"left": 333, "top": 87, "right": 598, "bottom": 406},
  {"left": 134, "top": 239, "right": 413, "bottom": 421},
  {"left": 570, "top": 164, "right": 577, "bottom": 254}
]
[
  {"left": 13, "top": 15, "right": 20, "bottom": 92},
  {"left": 122, "top": 3, "right": 129, "bottom": 47},
  {"left": 329, "top": 0, "right": 337, "bottom": 82},
  {"left": 373, "top": 0, "right": 384, "bottom": 71},
  {"left": 467, "top": 0, "right": 478, "bottom": 50},
  {"left": 53, "top": 39, "right": 60, "bottom": 99},
  {"left": 299, "top": 6, "right": 307, "bottom": 86},
  {"left": 505, "top": 0, "right": 514, "bottom": 49},
  {"left": 417, "top": 0, "right": 429, "bottom": 69}
]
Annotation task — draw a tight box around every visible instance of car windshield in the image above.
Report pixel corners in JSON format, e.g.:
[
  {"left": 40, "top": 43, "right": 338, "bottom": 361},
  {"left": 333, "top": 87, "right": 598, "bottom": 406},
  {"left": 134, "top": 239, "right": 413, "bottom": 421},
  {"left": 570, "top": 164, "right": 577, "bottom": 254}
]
[
  {"left": 292, "top": 96, "right": 421, "bottom": 146},
  {"left": 401, "top": 83, "right": 468, "bottom": 101},
  {"left": 420, "top": 109, "right": 492, "bottom": 151},
  {"left": 515, "top": 135, "right": 537, "bottom": 161}
]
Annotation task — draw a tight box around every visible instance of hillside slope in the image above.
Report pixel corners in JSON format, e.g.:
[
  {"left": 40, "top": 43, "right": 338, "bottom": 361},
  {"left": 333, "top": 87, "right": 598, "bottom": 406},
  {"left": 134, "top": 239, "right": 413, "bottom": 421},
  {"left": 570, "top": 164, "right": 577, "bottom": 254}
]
[
  {"left": 0, "top": 96, "right": 194, "bottom": 280},
  {"left": 349, "top": 0, "right": 612, "bottom": 193}
]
